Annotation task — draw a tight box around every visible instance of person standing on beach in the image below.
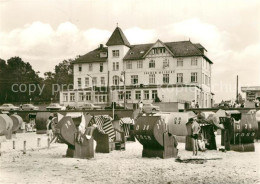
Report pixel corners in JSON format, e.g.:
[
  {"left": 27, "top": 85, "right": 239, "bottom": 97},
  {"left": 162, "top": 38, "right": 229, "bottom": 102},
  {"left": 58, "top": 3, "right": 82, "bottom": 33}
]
[
  {"left": 46, "top": 113, "right": 54, "bottom": 139},
  {"left": 191, "top": 118, "right": 201, "bottom": 156},
  {"left": 139, "top": 101, "right": 143, "bottom": 113}
]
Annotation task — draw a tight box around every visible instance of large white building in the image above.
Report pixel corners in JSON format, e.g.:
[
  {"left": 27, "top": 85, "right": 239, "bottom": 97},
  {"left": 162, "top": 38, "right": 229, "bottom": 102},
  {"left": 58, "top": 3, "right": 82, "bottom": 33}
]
[{"left": 60, "top": 26, "right": 214, "bottom": 108}]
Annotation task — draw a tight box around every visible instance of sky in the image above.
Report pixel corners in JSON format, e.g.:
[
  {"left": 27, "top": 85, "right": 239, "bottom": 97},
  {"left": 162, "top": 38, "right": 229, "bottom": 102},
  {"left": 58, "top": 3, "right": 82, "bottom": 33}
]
[{"left": 0, "top": 0, "right": 260, "bottom": 103}]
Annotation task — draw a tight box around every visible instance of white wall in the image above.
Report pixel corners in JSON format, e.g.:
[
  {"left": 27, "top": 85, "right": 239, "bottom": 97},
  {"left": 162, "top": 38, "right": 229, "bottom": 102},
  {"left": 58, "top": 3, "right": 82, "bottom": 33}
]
[
  {"left": 107, "top": 45, "right": 130, "bottom": 85},
  {"left": 62, "top": 42, "right": 213, "bottom": 107},
  {"left": 74, "top": 62, "right": 108, "bottom": 89}
]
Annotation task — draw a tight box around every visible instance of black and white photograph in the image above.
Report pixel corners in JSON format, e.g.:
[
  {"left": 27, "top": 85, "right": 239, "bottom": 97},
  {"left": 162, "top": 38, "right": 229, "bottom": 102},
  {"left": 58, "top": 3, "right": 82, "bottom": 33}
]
[{"left": 0, "top": 0, "right": 259, "bottom": 183}]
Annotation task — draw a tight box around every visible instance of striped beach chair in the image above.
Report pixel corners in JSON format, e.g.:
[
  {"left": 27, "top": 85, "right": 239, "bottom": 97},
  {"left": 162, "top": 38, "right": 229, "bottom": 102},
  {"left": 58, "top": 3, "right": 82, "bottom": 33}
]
[
  {"left": 119, "top": 117, "right": 133, "bottom": 137},
  {"left": 89, "top": 115, "right": 115, "bottom": 142},
  {"left": 88, "top": 115, "right": 119, "bottom": 153}
]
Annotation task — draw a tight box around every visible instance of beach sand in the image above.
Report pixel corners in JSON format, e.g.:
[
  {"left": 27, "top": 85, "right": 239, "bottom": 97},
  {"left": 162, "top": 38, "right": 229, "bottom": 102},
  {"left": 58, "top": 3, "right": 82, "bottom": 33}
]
[{"left": 0, "top": 133, "right": 259, "bottom": 184}]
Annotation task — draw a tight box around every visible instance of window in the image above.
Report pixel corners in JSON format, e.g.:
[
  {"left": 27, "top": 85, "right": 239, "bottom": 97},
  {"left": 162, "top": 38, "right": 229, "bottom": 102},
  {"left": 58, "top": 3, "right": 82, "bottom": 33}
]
[
  {"left": 158, "top": 47, "right": 166, "bottom": 54},
  {"left": 205, "top": 94, "right": 208, "bottom": 107},
  {"left": 177, "top": 73, "right": 183, "bottom": 83},
  {"left": 113, "top": 75, "right": 120, "bottom": 85},
  {"left": 78, "top": 64, "right": 82, "bottom": 72},
  {"left": 135, "top": 91, "right": 141, "bottom": 100},
  {"left": 89, "top": 64, "right": 93, "bottom": 71},
  {"left": 126, "top": 91, "right": 131, "bottom": 99},
  {"left": 144, "top": 90, "right": 149, "bottom": 100},
  {"left": 177, "top": 58, "right": 183, "bottom": 67},
  {"left": 151, "top": 47, "right": 165, "bottom": 55},
  {"left": 149, "top": 74, "right": 155, "bottom": 84},
  {"left": 85, "top": 77, "right": 89, "bottom": 87},
  {"left": 152, "top": 90, "right": 158, "bottom": 100},
  {"left": 70, "top": 93, "right": 75, "bottom": 102},
  {"left": 86, "top": 92, "right": 91, "bottom": 101},
  {"left": 163, "top": 59, "right": 169, "bottom": 68},
  {"left": 151, "top": 48, "right": 158, "bottom": 55},
  {"left": 126, "top": 61, "right": 132, "bottom": 69},
  {"left": 100, "top": 63, "right": 103, "bottom": 72},
  {"left": 98, "top": 96, "right": 102, "bottom": 102},
  {"left": 112, "top": 50, "right": 119, "bottom": 57},
  {"left": 92, "top": 77, "right": 97, "bottom": 86},
  {"left": 191, "top": 72, "right": 198, "bottom": 83},
  {"left": 102, "top": 95, "right": 106, "bottom": 102},
  {"left": 113, "top": 62, "right": 119, "bottom": 71},
  {"left": 118, "top": 91, "right": 124, "bottom": 100},
  {"left": 163, "top": 74, "right": 169, "bottom": 84},
  {"left": 137, "top": 61, "right": 143, "bottom": 69},
  {"left": 149, "top": 60, "right": 155, "bottom": 68},
  {"left": 79, "top": 92, "right": 84, "bottom": 101},
  {"left": 100, "top": 52, "right": 107, "bottom": 58},
  {"left": 101, "top": 77, "right": 105, "bottom": 86},
  {"left": 77, "top": 78, "right": 81, "bottom": 88},
  {"left": 131, "top": 75, "right": 138, "bottom": 84},
  {"left": 63, "top": 93, "right": 68, "bottom": 102},
  {"left": 191, "top": 57, "right": 198, "bottom": 66},
  {"left": 205, "top": 75, "right": 208, "bottom": 85},
  {"left": 99, "top": 95, "right": 106, "bottom": 102}
]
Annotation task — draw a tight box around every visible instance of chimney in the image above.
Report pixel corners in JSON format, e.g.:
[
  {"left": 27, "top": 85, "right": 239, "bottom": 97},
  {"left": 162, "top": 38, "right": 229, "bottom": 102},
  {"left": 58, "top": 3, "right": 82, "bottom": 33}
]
[{"left": 100, "top": 44, "right": 103, "bottom": 49}]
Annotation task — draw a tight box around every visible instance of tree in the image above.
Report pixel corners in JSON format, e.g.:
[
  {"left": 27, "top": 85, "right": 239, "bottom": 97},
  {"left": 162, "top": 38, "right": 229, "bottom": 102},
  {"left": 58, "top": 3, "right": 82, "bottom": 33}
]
[
  {"left": 40, "top": 59, "right": 74, "bottom": 103},
  {"left": 0, "top": 56, "right": 74, "bottom": 104},
  {"left": 0, "top": 59, "right": 8, "bottom": 103},
  {"left": 54, "top": 59, "right": 73, "bottom": 85},
  {"left": 0, "top": 57, "right": 42, "bottom": 103}
]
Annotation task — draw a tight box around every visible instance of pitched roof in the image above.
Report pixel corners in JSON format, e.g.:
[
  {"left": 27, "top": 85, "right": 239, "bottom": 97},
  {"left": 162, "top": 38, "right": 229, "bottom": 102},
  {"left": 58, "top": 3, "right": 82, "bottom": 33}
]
[
  {"left": 123, "top": 41, "right": 213, "bottom": 63},
  {"left": 194, "top": 43, "right": 207, "bottom": 52},
  {"left": 73, "top": 39, "right": 213, "bottom": 64},
  {"left": 73, "top": 47, "right": 108, "bottom": 64},
  {"left": 106, "top": 27, "right": 131, "bottom": 47},
  {"left": 123, "top": 43, "right": 153, "bottom": 60},
  {"left": 164, "top": 41, "right": 203, "bottom": 57}
]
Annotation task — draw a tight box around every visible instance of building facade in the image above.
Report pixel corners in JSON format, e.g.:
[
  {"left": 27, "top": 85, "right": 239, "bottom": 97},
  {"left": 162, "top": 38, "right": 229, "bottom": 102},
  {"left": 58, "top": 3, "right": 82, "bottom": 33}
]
[
  {"left": 241, "top": 86, "right": 260, "bottom": 102},
  {"left": 60, "top": 27, "right": 214, "bottom": 108}
]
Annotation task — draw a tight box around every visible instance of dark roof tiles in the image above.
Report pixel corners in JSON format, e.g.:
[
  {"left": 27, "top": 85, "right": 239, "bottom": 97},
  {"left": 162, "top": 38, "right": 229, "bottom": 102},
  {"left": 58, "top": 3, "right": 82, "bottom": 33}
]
[
  {"left": 164, "top": 41, "right": 202, "bottom": 57},
  {"left": 123, "top": 41, "right": 212, "bottom": 63},
  {"left": 106, "top": 27, "right": 131, "bottom": 47},
  {"left": 73, "top": 47, "right": 108, "bottom": 64},
  {"left": 123, "top": 43, "right": 153, "bottom": 60},
  {"left": 73, "top": 28, "right": 213, "bottom": 64},
  {"left": 194, "top": 43, "right": 208, "bottom": 52}
]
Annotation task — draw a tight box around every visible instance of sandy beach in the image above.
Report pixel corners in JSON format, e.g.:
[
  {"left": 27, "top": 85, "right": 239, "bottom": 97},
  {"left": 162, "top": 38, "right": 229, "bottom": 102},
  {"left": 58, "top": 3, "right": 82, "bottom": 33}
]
[{"left": 0, "top": 133, "right": 259, "bottom": 184}]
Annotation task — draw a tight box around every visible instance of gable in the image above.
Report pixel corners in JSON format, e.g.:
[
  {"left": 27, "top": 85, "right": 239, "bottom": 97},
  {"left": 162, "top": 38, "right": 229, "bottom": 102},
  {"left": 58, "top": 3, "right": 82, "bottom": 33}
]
[{"left": 143, "top": 40, "right": 174, "bottom": 58}]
